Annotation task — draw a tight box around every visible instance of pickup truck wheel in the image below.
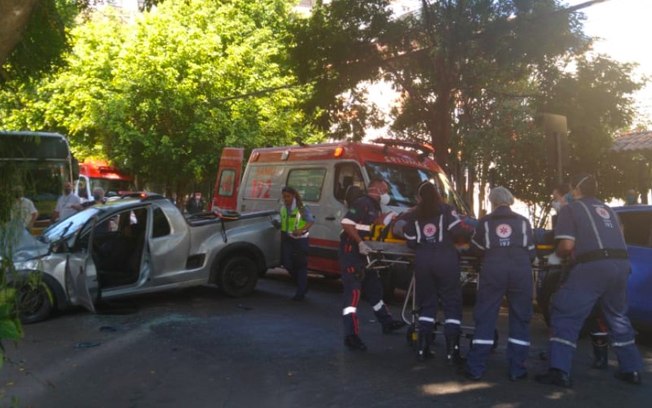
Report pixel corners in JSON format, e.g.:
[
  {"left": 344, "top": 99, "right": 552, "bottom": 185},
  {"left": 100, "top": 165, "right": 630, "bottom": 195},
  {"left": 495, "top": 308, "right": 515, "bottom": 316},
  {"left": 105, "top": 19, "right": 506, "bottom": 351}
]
[
  {"left": 220, "top": 256, "right": 258, "bottom": 297},
  {"left": 16, "top": 279, "right": 54, "bottom": 324}
]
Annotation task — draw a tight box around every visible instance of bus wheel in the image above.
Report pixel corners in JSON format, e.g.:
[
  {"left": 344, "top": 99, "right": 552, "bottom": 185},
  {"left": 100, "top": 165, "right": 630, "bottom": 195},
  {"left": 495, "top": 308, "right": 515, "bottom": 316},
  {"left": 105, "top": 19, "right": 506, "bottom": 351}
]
[
  {"left": 220, "top": 256, "right": 258, "bottom": 297},
  {"left": 16, "top": 280, "right": 54, "bottom": 324}
]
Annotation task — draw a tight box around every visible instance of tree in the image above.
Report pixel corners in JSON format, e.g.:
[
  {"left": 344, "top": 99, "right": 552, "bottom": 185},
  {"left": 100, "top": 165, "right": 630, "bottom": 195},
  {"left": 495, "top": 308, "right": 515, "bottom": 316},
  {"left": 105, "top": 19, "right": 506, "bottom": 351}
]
[
  {"left": 0, "top": 0, "right": 87, "bottom": 83},
  {"left": 0, "top": 0, "right": 316, "bottom": 198},
  {"left": 0, "top": 165, "right": 26, "bottom": 366},
  {"left": 535, "top": 55, "right": 645, "bottom": 199},
  {"left": 290, "top": 0, "right": 587, "bottom": 169}
]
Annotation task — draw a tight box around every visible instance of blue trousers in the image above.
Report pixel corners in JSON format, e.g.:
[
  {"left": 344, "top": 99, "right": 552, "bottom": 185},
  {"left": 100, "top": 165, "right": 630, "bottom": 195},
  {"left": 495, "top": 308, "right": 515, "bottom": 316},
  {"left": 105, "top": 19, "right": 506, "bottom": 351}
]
[
  {"left": 414, "top": 246, "right": 462, "bottom": 338},
  {"left": 281, "top": 234, "right": 309, "bottom": 297},
  {"left": 548, "top": 259, "right": 643, "bottom": 374},
  {"left": 339, "top": 249, "right": 391, "bottom": 336},
  {"left": 466, "top": 253, "right": 532, "bottom": 378}
]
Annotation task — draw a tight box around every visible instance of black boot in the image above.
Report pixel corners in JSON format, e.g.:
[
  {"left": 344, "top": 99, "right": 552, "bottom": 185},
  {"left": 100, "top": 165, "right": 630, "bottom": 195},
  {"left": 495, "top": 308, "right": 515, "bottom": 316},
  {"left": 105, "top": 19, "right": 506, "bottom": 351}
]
[
  {"left": 591, "top": 335, "right": 608, "bottom": 369},
  {"left": 535, "top": 368, "right": 572, "bottom": 388},
  {"left": 614, "top": 371, "right": 642, "bottom": 385},
  {"left": 382, "top": 319, "right": 406, "bottom": 334},
  {"left": 446, "top": 335, "right": 464, "bottom": 365},
  {"left": 344, "top": 335, "right": 367, "bottom": 351},
  {"left": 417, "top": 331, "right": 435, "bottom": 361}
]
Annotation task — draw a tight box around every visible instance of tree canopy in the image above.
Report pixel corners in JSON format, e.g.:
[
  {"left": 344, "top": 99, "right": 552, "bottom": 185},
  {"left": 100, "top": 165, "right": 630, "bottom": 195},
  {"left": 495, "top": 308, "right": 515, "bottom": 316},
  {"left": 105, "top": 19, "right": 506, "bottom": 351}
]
[
  {"left": 0, "top": 0, "right": 316, "bottom": 196},
  {"left": 289, "top": 0, "right": 645, "bottom": 213}
]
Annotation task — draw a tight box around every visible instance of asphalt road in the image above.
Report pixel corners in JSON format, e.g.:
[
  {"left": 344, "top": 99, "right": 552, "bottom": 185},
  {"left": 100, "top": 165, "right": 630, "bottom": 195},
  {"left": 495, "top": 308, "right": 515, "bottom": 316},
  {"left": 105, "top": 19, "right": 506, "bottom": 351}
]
[{"left": 1, "top": 269, "right": 651, "bottom": 408}]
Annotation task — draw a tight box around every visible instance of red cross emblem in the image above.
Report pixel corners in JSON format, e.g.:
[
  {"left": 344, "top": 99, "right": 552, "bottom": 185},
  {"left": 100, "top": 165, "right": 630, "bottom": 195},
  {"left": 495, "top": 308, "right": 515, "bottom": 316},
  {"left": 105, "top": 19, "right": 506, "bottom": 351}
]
[
  {"left": 595, "top": 207, "right": 610, "bottom": 219},
  {"left": 423, "top": 223, "right": 437, "bottom": 237},
  {"left": 496, "top": 224, "right": 512, "bottom": 238}
]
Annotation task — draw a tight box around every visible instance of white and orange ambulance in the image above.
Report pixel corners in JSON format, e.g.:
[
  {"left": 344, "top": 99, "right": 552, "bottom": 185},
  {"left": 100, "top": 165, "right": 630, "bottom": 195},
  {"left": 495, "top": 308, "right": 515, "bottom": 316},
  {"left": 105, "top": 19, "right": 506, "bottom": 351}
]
[{"left": 212, "top": 138, "right": 473, "bottom": 280}]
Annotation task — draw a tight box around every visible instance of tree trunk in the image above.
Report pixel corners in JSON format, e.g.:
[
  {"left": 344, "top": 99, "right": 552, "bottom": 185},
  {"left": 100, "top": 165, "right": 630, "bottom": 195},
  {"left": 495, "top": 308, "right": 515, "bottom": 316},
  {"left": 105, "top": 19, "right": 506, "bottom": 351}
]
[
  {"left": 0, "top": 0, "right": 39, "bottom": 68},
  {"left": 467, "top": 165, "right": 476, "bottom": 216}
]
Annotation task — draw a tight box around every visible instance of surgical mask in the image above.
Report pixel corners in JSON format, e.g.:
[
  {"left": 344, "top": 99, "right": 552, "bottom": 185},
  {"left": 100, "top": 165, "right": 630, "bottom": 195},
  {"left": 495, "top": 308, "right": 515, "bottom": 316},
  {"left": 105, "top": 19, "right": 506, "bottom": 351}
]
[
  {"left": 380, "top": 193, "right": 390, "bottom": 206},
  {"left": 551, "top": 200, "right": 561, "bottom": 213},
  {"left": 93, "top": 194, "right": 102, "bottom": 201},
  {"left": 564, "top": 192, "right": 574, "bottom": 204}
]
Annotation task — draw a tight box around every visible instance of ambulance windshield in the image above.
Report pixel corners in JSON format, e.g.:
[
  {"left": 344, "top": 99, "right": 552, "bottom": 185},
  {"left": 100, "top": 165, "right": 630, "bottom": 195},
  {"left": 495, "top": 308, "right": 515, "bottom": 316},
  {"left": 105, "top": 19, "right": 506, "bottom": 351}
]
[{"left": 365, "top": 162, "right": 471, "bottom": 215}]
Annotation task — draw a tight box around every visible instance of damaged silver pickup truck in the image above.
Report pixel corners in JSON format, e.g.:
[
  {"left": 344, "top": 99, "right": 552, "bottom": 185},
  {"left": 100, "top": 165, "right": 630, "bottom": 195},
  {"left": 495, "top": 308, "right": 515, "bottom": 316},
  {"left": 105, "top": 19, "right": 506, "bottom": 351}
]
[{"left": 6, "top": 193, "right": 281, "bottom": 323}]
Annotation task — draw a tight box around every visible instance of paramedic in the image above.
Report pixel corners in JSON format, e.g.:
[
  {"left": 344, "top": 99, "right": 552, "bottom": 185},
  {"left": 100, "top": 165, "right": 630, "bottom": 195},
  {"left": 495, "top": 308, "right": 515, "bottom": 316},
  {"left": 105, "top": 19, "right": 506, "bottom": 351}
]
[
  {"left": 464, "top": 187, "right": 535, "bottom": 381},
  {"left": 339, "top": 178, "right": 406, "bottom": 351},
  {"left": 402, "top": 181, "right": 472, "bottom": 364},
  {"left": 536, "top": 174, "right": 643, "bottom": 387}
]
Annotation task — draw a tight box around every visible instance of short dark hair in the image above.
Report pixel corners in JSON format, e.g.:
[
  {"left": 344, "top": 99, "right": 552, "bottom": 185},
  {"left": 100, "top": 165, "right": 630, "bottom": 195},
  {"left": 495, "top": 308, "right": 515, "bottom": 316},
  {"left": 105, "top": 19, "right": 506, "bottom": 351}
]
[
  {"left": 367, "top": 177, "right": 386, "bottom": 189},
  {"left": 553, "top": 183, "right": 570, "bottom": 195},
  {"left": 572, "top": 173, "right": 597, "bottom": 197},
  {"left": 415, "top": 181, "right": 442, "bottom": 219}
]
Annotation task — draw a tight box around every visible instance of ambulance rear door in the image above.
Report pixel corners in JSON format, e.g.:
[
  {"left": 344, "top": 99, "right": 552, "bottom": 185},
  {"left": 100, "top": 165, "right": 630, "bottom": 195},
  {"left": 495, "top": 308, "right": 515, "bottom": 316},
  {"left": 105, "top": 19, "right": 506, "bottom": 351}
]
[{"left": 212, "top": 148, "right": 244, "bottom": 212}]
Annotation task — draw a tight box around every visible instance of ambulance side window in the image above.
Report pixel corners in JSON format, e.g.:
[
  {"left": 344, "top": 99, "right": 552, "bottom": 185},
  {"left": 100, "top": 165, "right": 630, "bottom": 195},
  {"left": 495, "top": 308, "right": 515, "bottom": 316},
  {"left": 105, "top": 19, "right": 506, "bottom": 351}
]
[
  {"left": 286, "top": 168, "right": 327, "bottom": 202},
  {"left": 334, "top": 163, "right": 364, "bottom": 202}
]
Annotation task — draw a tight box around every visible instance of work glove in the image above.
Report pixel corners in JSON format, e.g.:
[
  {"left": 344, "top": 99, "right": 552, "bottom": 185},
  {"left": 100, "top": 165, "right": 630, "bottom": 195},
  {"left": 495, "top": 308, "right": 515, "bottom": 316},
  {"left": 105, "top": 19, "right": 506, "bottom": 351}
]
[
  {"left": 358, "top": 241, "right": 373, "bottom": 256},
  {"left": 547, "top": 252, "right": 562, "bottom": 266}
]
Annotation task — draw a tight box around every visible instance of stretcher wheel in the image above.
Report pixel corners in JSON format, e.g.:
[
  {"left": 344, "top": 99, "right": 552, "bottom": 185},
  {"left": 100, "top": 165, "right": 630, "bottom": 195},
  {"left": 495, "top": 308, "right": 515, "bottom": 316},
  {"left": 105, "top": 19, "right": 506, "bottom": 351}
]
[{"left": 406, "top": 324, "right": 418, "bottom": 348}]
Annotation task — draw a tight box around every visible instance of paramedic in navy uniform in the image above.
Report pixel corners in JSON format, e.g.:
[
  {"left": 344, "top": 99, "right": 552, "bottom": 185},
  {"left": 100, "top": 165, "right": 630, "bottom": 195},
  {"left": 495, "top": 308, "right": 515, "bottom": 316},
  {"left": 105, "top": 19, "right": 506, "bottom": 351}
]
[
  {"left": 536, "top": 174, "right": 643, "bottom": 387},
  {"left": 464, "top": 187, "right": 535, "bottom": 381},
  {"left": 339, "top": 178, "right": 406, "bottom": 351},
  {"left": 402, "top": 181, "right": 471, "bottom": 364}
]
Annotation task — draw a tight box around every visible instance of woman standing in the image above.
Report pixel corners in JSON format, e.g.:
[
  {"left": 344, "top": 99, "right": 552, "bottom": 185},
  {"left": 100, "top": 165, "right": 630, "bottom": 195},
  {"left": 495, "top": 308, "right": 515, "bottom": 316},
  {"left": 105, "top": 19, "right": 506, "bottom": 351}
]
[
  {"left": 464, "top": 187, "right": 535, "bottom": 381},
  {"left": 280, "top": 186, "right": 315, "bottom": 301},
  {"left": 403, "top": 181, "right": 471, "bottom": 363}
]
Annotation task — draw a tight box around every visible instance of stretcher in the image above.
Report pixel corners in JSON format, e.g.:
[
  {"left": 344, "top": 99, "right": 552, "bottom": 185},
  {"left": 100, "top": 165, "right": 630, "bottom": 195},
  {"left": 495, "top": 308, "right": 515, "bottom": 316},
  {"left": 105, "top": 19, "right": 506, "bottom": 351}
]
[{"left": 363, "top": 225, "right": 485, "bottom": 350}]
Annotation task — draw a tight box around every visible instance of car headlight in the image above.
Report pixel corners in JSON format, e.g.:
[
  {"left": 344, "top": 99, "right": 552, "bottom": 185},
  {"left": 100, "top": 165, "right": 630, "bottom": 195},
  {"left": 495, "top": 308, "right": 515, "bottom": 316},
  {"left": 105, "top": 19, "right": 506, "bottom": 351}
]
[{"left": 13, "top": 259, "right": 43, "bottom": 272}]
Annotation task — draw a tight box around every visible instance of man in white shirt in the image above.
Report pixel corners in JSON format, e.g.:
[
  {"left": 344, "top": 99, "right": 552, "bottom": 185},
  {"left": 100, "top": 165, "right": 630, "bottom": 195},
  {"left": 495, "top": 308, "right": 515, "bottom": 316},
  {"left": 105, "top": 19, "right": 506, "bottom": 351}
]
[
  {"left": 52, "top": 181, "right": 81, "bottom": 222},
  {"left": 12, "top": 186, "right": 38, "bottom": 230}
]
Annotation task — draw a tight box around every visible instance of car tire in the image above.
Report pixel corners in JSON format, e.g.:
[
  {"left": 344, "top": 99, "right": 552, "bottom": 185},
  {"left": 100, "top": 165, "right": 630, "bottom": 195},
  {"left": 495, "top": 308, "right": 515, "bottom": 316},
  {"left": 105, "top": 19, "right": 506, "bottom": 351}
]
[
  {"left": 16, "top": 279, "right": 55, "bottom": 324},
  {"left": 219, "top": 256, "right": 259, "bottom": 297}
]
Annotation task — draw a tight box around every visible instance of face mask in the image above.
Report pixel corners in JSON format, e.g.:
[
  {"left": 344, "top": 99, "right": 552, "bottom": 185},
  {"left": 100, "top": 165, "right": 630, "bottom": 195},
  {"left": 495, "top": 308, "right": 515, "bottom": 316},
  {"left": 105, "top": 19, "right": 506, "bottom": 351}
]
[
  {"left": 93, "top": 194, "right": 102, "bottom": 201},
  {"left": 564, "top": 192, "right": 574, "bottom": 204},
  {"left": 551, "top": 200, "right": 561, "bottom": 213},
  {"left": 380, "top": 193, "right": 390, "bottom": 206},
  {"left": 64, "top": 188, "right": 72, "bottom": 195}
]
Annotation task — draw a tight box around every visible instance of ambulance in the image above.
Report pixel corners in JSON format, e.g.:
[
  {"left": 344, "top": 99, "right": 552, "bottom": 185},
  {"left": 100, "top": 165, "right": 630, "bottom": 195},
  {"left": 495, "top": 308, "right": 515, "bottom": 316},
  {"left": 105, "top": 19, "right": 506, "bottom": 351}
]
[
  {"left": 75, "top": 159, "right": 135, "bottom": 201},
  {"left": 212, "top": 138, "right": 473, "bottom": 281}
]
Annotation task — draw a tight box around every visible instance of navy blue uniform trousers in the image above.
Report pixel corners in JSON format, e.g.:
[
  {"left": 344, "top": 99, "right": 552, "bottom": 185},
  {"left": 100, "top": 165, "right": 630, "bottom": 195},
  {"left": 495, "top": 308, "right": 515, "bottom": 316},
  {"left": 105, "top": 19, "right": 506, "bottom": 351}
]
[
  {"left": 281, "top": 233, "right": 309, "bottom": 296},
  {"left": 466, "top": 249, "right": 532, "bottom": 378},
  {"left": 549, "top": 259, "right": 642, "bottom": 374}
]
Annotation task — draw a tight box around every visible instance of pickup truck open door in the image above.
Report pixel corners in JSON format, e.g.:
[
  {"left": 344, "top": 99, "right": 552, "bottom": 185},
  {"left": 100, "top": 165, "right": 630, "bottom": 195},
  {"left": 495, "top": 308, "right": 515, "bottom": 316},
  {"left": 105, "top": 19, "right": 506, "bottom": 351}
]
[{"left": 64, "top": 216, "right": 99, "bottom": 312}]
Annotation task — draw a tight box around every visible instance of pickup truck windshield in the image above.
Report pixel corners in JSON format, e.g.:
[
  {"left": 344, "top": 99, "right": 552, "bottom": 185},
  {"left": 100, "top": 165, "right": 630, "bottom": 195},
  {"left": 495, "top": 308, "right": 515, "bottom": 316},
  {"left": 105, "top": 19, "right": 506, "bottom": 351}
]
[
  {"left": 365, "top": 162, "right": 471, "bottom": 215},
  {"left": 41, "top": 208, "right": 101, "bottom": 243}
]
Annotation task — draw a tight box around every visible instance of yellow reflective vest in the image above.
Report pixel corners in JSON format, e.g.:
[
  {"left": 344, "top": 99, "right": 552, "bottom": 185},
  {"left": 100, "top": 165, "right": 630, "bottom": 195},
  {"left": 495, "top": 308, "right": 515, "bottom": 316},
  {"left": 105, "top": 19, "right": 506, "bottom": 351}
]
[{"left": 281, "top": 206, "right": 307, "bottom": 233}]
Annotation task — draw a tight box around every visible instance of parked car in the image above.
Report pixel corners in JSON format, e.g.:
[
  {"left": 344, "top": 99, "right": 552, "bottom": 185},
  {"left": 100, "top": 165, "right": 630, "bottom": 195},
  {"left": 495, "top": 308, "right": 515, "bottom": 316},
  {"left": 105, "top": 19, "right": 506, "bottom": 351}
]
[
  {"left": 536, "top": 205, "right": 652, "bottom": 332},
  {"left": 7, "top": 193, "right": 281, "bottom": 323}
]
